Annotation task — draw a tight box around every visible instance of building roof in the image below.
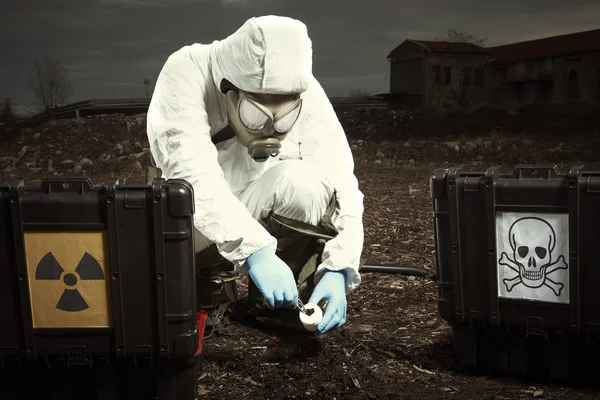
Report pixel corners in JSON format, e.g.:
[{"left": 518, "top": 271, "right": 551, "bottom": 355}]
[
  {"left": 488, "top": 28, "right": 600, "bottom": 63},
  {"left": 387, "top": 39, "right": 490, "bottom": 58},
  {"left": 412, "top": 40, "right": 489, "bottom": 54}
]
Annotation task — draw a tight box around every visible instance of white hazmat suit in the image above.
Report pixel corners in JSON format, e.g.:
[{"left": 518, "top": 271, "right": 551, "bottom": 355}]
[{"left": 146, "top": 16, "right": 364, "bottom": 330}]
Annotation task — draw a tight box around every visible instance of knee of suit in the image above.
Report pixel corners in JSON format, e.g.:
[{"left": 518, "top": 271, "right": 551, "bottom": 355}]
[{"left": 270, "top": 160, "right": 334, "bottom": 226}]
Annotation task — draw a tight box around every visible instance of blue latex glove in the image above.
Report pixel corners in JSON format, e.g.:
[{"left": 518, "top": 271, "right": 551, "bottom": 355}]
[
  {"left": 308, "top": 270, "right": 347, "bottom": 335},
  {"left": 245, "top": 247, "right": 298, "bottom": 310}
]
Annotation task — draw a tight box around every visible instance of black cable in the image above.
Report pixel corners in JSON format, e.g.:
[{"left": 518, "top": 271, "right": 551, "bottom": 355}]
[{"left": 361, "top": 264, "right": 436, "bottom": 280}]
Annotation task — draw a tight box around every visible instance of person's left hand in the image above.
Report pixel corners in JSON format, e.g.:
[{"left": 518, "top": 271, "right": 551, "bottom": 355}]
[{"left": 308, "top": 270, "right": 347, "bottom": 335}]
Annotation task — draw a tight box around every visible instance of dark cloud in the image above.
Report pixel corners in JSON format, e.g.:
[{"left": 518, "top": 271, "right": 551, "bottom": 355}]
[{"left": 1, "top": 0, "right": 599, "bottom": 107}]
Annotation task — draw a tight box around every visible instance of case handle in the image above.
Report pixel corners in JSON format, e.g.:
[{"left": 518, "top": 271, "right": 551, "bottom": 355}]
[
  {"left": 40, "top": 178, "right": 94, "bottom": 193},
  {"left": 512, "top": 164, "right": 560, "bottom": 179}
]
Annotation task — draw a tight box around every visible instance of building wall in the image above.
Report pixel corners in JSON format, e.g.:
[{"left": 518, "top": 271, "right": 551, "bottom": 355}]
[
  {"left": 425, "top": 53, "right": 490, "bottom": 110},
  {"left": 488, "top": 59, "right": 553, "bottom": 106},
  {"left": 553, "top": 51, "right": 600, "bottom": 103},
  {"left": 388, "top": 41, "right": 426, "bottom": 96},
  {"left": 488, "top": 65, "right": 516, "bottom": 105},
  {"left": 388, "top": 40, "right": 427, "bottom": 108},
  {"left": 390, "top": 59, "right": 424, "bottom": 94}
]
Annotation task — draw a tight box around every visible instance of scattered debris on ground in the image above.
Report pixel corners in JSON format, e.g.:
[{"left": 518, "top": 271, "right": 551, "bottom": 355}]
[
  {"left": 1, "top": 106, "right": 600, "bottom": 399},
  {"left": 2, "top": 105, "right": 600, "bottom": 184},
  {"left": 0, "top": 114, "right": 150, "bottom": 184},
  {"left": 339, "top": 101, "right": 600, "bottom": 140}
]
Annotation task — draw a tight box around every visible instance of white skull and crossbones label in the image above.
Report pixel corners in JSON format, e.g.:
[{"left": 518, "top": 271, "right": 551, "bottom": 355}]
[{"left": 496, "top": 213, "right": 569, "bottom": 303}]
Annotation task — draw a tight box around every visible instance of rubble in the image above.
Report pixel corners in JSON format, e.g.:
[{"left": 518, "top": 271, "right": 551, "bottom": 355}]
[
  {"left": 337, "top": 102, "right": 600, "bottom": 140},
  {"left": 347, "top": 134, "right": 593, "bottom": 168},
  {"left": 0, "top": 114, "right": 150, "bottom": 184},
  {"left": 0, "top": 104, "right": 598, "bottom": 184}
]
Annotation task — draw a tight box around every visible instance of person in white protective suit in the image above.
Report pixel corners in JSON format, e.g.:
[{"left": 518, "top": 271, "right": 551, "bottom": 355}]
[{"left": 146, "top": 15, "right": 364, "bottom": 335}]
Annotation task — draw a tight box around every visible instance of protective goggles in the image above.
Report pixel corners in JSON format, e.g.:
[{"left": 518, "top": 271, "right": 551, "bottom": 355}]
[{"left": 237, "top": 92, "right": 303, "bottom": 134}]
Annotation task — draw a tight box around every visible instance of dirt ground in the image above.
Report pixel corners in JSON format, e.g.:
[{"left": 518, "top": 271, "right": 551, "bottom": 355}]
[
  {"left": 2, "top": 106, "right": 600, "bottom": 399},
  {"left": 194, "top": 164, "right": 600, "bottom": 400}
]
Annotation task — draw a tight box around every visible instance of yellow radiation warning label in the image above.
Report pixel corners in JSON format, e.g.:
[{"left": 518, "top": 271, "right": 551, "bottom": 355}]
[{"left": 24, "top": 231, "right": 113, "bottom": 328}]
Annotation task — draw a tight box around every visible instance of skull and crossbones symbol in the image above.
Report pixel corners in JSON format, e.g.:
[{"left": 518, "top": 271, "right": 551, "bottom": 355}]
[{"left": 500, "top": 217, "right": 568, "bottom": 296}]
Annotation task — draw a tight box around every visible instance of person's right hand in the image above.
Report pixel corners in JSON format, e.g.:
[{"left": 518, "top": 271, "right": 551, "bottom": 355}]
[{"left": 245, "top": 247, "right": 298, "bottom": 309}]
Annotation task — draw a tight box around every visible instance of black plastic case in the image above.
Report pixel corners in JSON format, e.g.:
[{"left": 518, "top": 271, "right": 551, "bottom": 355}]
[
  {"left": 0, "top": 177, "right": 199, "bottom": 399},
  {"left": 431, "top": 165, "right": 600, "bottom": 382}
]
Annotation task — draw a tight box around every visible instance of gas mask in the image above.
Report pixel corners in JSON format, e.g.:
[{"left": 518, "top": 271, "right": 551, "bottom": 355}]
[{"left": 223, "top": 82, "right": 303, "bottom": 162}]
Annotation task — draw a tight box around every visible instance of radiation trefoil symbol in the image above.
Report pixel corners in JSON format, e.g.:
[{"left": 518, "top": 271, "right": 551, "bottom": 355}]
[
  {"left": 499, "top": 217, "right": 568, "bottom": 296},
  {"left": 35, "top": 251, "right": 105, "bottom": 312}
]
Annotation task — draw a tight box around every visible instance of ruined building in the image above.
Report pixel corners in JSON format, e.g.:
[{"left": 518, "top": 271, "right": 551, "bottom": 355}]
[
  {"left": 486, "top": 28, "right": 600, "bottom": 106},
  {"left": 386, "top": 40, "right": 491, "bottom": 110},
  {"left": 387, "top": 28, "right": 600, "bottom": 110}
]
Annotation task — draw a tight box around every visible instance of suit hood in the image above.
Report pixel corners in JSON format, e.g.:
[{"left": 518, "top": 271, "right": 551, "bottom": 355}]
[{"left": 209, "top": 15, "right": 313, "bottom": 95}]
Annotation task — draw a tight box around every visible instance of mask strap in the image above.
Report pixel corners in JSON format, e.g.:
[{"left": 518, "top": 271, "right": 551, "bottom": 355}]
[{"left": 220, "top": 79, "right": 239, "bottom": 94}]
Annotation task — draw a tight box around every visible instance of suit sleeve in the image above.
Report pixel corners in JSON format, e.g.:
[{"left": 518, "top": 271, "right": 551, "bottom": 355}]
[
  {"left": 297, "top": 77, "right": 364, "bottom": 294},
  {"left": 146, "top": 48, "right": 277, "bottom": 269}
]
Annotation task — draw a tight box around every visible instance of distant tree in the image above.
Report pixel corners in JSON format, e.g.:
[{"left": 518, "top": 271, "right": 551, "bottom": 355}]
[
  {"left": 1, "top": 98, "right": 15, "bottom": 120},
  {"left": 347, "top": 90, "right": 372, "bottom": 100},
  {"left": 0, "top": 97, "right": 19, "bottom": 141},
  {"left": 144, "top": 78, "right": 151, "bottom": 99},
  {"left": 29, "top": 57, "right": 73, "bottom": 111},
  {"left": 436, "top": 29, "right": 488, "bottom": 47}
]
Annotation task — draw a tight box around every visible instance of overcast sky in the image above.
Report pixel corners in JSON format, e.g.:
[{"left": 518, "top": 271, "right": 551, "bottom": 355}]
[{"left": 2, "top": 0, "right": 599, "bottom": 109}]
